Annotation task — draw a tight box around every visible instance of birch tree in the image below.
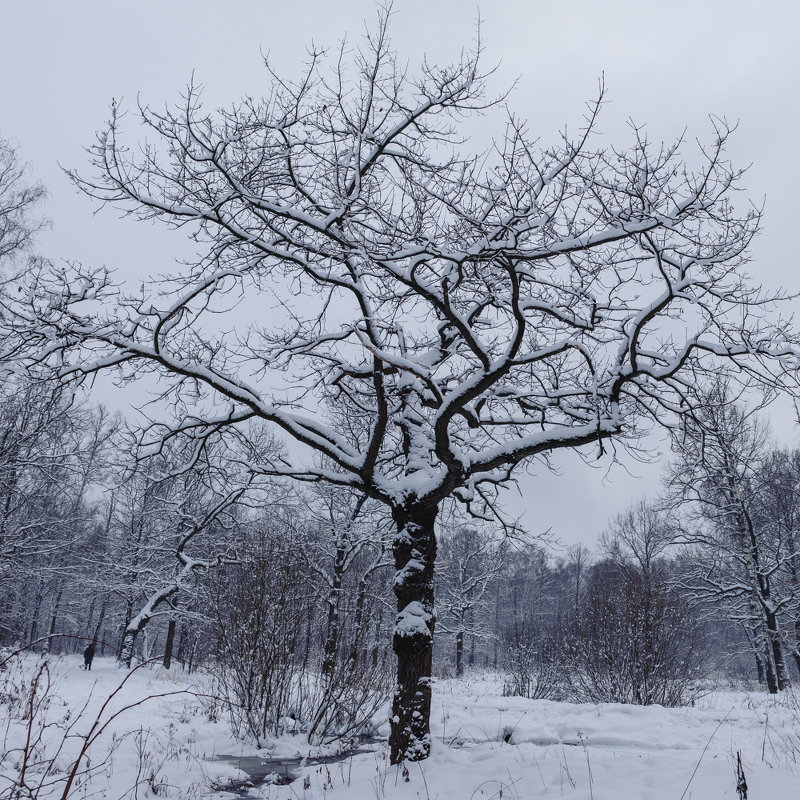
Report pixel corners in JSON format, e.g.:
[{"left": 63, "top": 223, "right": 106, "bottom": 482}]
[{"left": 5, "top": 13, "right": 800, "bottom": 760}]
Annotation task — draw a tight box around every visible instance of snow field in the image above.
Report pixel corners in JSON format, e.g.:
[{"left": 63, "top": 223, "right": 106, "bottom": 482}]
[{"left": 1, "top": 658, "right": 798, "bottom": 799}]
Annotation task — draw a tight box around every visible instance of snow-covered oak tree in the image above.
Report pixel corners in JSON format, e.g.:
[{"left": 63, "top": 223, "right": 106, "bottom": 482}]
[{"left": 5, "top": 13, "right": 800, "bottom": 761}]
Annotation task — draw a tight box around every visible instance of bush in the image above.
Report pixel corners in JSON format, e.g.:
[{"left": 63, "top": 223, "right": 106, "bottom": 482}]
[
  {"left": 207, "top": 530, "right": 391, "bottom": 746},
  {"left": 502, "top": 623, "right": 567, "bottom": 701},
  {"left": 564, "top": 561, "right": 702, "bottom": 706}
]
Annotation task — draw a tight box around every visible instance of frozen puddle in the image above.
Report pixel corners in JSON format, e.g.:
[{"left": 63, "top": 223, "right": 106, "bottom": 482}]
[
  {"left": 212, "top": 754, "right": 295, "bottom": 794},
  {"left": 212, "top": 746, "right": 376, "bottom": 795}
]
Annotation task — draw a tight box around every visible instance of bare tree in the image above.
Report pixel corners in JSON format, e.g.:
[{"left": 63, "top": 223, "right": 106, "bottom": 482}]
[
  {"left": 106, "top": 430, "right": 262, "bottom": 668},
  {"left": 759, "top": 448, "right": 800, "bottom": 677},
  {"left": 668, "top": 385, "right": 794, "bottom": 692},
  {"left": 497, "top": 542, "right": 565, "bottom": 700},
  {"left": 5, "top": 12, "right": 800, "bottom": 760},
  {"left": 297, "top": 483, "right": 391, "bottom": 684},
  {"left": 0, "top": 381, "right": 112, "bottom": 647},
  {"left": 436, "top": 525, "right": 502, "bottom": 676},
  {"left": 562, "top": 544, "right": 593, "bottom": 619},
  {"left": 0, "top": 137, "right": 45, "bottom": 268},
  {"left": 600, "top": 500, "right": 677, "bottom": 577}
]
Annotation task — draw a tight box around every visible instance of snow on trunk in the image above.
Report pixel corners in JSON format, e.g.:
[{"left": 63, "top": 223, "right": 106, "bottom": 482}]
[{"left": 389, "top": 502, "right": 437, "bottom": 764}]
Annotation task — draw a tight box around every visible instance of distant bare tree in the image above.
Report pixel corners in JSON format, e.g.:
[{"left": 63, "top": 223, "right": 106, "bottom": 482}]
[
  {"left": 0, "top": 137, "right": 45, "bottom": 268},
  {"left": 436, "top": 525, "right": 502, "bottom": 676},
  {"left": 6, "top": 10, "right": 800, "bottom": 760},
  {"left": 669, "top": 384, "right": 793, "bottom": 692},
  {"left": 108, "top": 431, "right": 265, "bottom": 668},
  {"left": 0, "top": 382, "right": 112, "bottom": 647},
  {"left": 758, "top": 448, "right": 800, "bottom": 677},
  {"left": 600, "top": 501, "right": 677, "bottom": 576}
]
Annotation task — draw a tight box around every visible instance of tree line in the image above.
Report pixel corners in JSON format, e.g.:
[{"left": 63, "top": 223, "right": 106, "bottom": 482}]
[{"left": 0, "top": 371, "right": 798, "bottom": 729}]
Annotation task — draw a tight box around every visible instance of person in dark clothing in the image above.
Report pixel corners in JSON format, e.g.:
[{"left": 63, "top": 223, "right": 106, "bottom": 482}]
[{"left": 83, "top": 644, "right": 95, "bottom": 670}]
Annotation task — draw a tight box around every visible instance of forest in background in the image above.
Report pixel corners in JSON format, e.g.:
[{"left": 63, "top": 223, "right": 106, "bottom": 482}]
[{"left": 1, "top": 371, "right": 798, "bottom": 748}]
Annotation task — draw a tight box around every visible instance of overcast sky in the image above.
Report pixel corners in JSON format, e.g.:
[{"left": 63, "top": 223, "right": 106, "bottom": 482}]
[{"left": 2, "top": 0, "right": 799, "bottom": 547}]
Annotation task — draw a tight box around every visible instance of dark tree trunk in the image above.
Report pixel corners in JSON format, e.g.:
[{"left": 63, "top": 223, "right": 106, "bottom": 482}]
[
  {"left": 761, "top": 633, "right": 778, "bottom": 694},
  {"left": 119, "top": 601, "right": 133, "bottom": 660},
  {"left": 83, "top": 597, "right": 96, "bottom": 643},
  {"left": 455, "top": 630, "right": 464, "bottom": 677},
  {"left": 765, "top": 610, "right": 790, "bottom": 690},
  {"left": 349, "top": 576, "right": 368, "bottom": 664},
  {"left": 28, "top": 587, "right": 42, "bottom": 645},
  {"left": 93, "top": 599, "right": 106, "bottom": 652},
  {"left": 163, "top": 619, "right": 177, "bottom": 669},
  {"left": 469, "top": 616, "right": 476, "bottom": 667},
  {"left": 371, "top": 604, "right": 383, "bottom": 668},
  {"left": 322, "top": 541, "right": 346, "bottom": 680},
  {"left": 792, "top": 616, "right": 800, "bottom": 679},
  {"left": 493, "top": 589, "right": 500, "bottom": 671},
  {"left": 300, "top": 608, "right": 313, "bottom": 673},
  {"left": 46, "top": 587, "right": 63, "bottom": 653},
  {"left": 177, "top": 624, "right": 187, "bottom": 667},
  {"left": 389, "top": 501, "right": 437, "bottom": 764},
  {"left": 754, "top": 650, "right": 765, "bottom": 685}
]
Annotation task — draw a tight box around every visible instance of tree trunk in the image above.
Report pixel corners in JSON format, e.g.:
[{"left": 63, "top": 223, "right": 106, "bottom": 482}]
[
  {"left": 163, "top": 619, "right": 176, "bottom": 668},
  {"left": 46, "top": 587, "right": 63, "bottom": 653},
  {"left": 119, "top": 601, "right": 133, "bottom": 660},
  {"left": 93, "top": 599, "right": 107, "bottom": 652},
  {"left": 455, "top": 630, "right": 464, "bottom": 677},
  {"left": 389, "top": 501, "right": 437, "bottom": 764},
  {"left": 371, "top": 604, "right": 383, "bottom": 668},
  {"left": 755, "top": 652, "right": 765, "bottom": 685},
  {"left": 469, "top": 615, "right": 476, "bottom": 668},
  {"left": 765, "top": 609, "right": 790, "bottom": 690},
  {"left": 28, "top": 587, "right": 42, "bottom": 645},
  {"left": 761, "top": 630, "right": 778, "bottom": 694},
  {"left": 119, "top": 629, "right": 138, "bottom": 669},
  {"left": 349, "top": 575, "right": 371, "bottom": 665},
  {"left": 322, "top": 541, "right": 346, "bottom": 681},
  {"left": 792, "top": 616, "right": 800, "bottom": 679},
  {"left": 83, "top": 597, "right": 96, "bottom": 642}
]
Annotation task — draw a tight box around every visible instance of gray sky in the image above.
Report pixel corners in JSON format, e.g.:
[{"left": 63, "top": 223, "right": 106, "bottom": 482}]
[{"left": 2, "top": 0, "right": 799, "bottom": 547}]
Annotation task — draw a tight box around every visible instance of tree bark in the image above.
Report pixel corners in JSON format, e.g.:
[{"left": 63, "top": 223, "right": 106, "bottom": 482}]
[
  {"left": 760, "top": 627, "right": 778, "bottom": 694},
  {"left": 389, "top": 501, "right": 437, "bottom": 764},
  {"left": 163, "top": 619, "right": 177, "bottom": 668},
  {"left": 322, "top": 540, "right": 345, "bottom": 681},
  {"left": 176, "top": 624, "right": 186, "bottom": 666},
  {"left": 792, "top": 617, "right": 800, "bottom": 679},
  {"left": 119, "top": 629, "right": 138, "bottom": 669},
  {"left": 371, "top": 604, "right": 383, "bottom": 668},
  {"left": 93, "top": 599, "right": 106, "bottom": 653},
  {"left": 27, "top": 586, "right": 42, "bottom": 646},
  {"left": 46, "top": 586, "right": 63, "bottom": 653},
  {"left": 765, "top": 610, "right": 790, "bottom": 690},
  {"left": 754, "top": 649, "right": 765, "bottom": 685}
]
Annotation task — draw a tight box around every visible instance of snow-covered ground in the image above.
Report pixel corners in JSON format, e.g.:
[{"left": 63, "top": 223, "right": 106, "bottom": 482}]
[{"left": 1, "top": 655, "right": 798, "bottom": 799}]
